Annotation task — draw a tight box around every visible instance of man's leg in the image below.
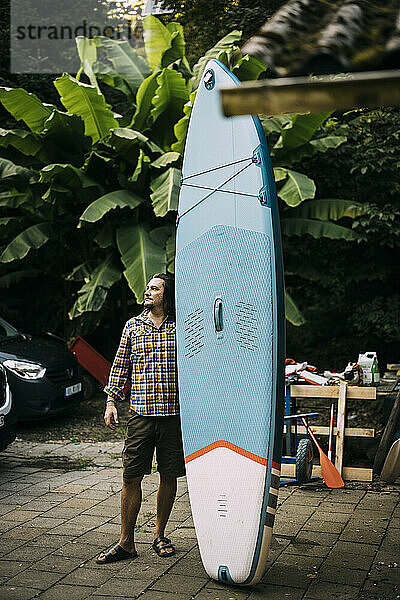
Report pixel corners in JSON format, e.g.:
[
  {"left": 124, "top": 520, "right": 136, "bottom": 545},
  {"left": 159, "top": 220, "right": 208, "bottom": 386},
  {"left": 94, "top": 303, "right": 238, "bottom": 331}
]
[
  {"left": 153, "top": 474, "right": 177, "bottom": 556},
  {"left": 97, "top": 475, "right": 143, "bottom": 562}
]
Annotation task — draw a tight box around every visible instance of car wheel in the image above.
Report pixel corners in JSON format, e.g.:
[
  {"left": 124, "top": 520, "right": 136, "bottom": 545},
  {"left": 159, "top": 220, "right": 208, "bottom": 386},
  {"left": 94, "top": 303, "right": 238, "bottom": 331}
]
[{"left": 82, "top": 371, "right": 97, "bottom": 400}]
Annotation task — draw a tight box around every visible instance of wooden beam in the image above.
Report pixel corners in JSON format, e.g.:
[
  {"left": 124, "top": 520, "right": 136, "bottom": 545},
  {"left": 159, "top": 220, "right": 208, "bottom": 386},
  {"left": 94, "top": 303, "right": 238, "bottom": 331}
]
[
  {"left": 290, "top": 385, "right": 376, "bottom": 400},
  {"left": 281, "top": 463, "right": 373, "bottom": 482},
  {"left": 284, "top": 425, "right": 375, "bottom": 438},
  {"left": 335, "top": 381, "right": 347, "bottom": 476},
  {"left": 220, "top": 70, "right": 400, "bottom": 116}
]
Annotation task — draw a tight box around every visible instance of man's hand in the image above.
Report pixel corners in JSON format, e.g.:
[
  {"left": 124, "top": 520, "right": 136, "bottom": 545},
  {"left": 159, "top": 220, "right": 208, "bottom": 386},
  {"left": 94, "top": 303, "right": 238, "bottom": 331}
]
[{"left": 104, "top": 401, "right": 119, "bottom": 430}]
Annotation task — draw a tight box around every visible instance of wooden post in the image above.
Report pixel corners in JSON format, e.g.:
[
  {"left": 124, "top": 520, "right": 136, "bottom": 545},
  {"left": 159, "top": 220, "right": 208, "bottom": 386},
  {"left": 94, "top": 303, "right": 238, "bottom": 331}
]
[
  {"left": 374, "top": 390, "right": 400, "bottom": 474},
  {"left": 335, "top": 381, "right": 347, "bottom": 475}
]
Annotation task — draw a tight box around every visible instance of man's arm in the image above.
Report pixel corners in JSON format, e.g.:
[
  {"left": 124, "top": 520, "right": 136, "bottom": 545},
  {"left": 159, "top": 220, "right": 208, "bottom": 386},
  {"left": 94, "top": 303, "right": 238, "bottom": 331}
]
[{"left": 103, "top": 322, "right": 131, "bottom": 429}]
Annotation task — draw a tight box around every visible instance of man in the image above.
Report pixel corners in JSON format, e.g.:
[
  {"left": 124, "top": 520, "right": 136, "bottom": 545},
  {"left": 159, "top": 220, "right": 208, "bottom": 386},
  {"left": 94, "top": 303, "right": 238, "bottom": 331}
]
[{"left": 96, "top": 273, "right": 185, "bottom": 564}]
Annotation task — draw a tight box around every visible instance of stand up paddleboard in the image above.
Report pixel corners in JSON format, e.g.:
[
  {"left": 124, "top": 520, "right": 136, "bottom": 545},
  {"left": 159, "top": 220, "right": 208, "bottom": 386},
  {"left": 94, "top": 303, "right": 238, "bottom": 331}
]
[{"left": 175, "top": 60, "right": 285, "bottom": 586}]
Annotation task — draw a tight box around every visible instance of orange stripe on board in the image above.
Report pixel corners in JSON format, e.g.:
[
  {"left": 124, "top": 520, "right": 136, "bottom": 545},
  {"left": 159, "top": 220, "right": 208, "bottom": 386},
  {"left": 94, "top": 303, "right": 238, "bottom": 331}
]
[
  {"left": 185, "top": 440, "right": 268, "bottom": 466},
  {"left": 272, "top": 460, "right": 281, "bottom": 471}
]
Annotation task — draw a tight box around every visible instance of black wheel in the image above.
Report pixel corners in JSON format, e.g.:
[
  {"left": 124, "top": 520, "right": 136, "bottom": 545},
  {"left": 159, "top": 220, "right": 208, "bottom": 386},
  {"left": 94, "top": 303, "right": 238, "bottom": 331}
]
[
  {"left": 296, "top": 438, "right": 313, "bottom": 483},
  {"left": 82, "top": 371, "right": 96, "bottom": 400}
]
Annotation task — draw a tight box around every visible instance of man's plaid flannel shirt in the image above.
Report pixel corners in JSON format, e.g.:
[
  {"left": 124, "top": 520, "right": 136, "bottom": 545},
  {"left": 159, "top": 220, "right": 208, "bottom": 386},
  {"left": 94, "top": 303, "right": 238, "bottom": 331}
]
[{"left": 104, "top": 310, "right": 178, "bottom": 416}]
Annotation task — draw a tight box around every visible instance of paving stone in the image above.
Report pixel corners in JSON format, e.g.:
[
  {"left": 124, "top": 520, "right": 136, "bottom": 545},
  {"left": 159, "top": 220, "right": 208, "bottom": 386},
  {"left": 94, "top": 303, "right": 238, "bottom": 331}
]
[
  {"left": 247, "top": 584, "right": 304, "bottom": 599},
  {"left": 96, "top": 576, "right": 155, "bottom": 596},
  {"left": 34, "top": 554, "right": 83, "bottom": 573},
  {"left": 302, "top": 520, "right": 348, "bottom": 534},
  {"left": 317, "top": 565, "right": 368, "bottom": 586},
  {"left": 149, "top": 573, "right": 208, "bottom": 595},
  {"left": 0, "top": 559, "right": 32, "bottom": 577},
  {"left": 331, "top": 541, "right": 378, "bottom": 556},
  {"left": 0, "top": 586, "right": 39, "bottom": 600},
  {"left": 6, "top": 567, "right": 65, "bottom": 589},
  {"left": 105, "top": 592, "right": 189, "bottom": 600},
  {"left": 261, "top": 561, "right": 313, "bottom": 588},
  {"left": 323, "top": 550, "right": 374, "bottom": 571},
  {"left": 2, "top": 510, "right": 42, "bottom": 523},
  {"left": 2, "top": 544, "right": 53, "bottom": 562},
  {"left": 304, "top": 581, "right": 361, "bottom": 599},
  {"left": 60, "top": 566, "right": 114, "bottom": 586},
  {"left": 37, "top": 584, "right": 96, "bottom": 600},
  {"left": 194, "top": 587, "right": 250, "bottom": 600}
]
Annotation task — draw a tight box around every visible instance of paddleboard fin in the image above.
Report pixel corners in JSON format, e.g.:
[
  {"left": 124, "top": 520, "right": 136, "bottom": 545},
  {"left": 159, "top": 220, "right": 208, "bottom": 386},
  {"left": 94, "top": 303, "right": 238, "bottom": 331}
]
[{"left": 218, "top": 566, "right": 234, "bottom": 584}]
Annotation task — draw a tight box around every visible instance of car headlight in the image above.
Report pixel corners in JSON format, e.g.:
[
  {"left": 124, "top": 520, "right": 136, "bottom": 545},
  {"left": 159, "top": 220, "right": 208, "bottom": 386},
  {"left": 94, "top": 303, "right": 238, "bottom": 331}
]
[{"left": 3, "top": 359, "right": 46, "bottom": 380}]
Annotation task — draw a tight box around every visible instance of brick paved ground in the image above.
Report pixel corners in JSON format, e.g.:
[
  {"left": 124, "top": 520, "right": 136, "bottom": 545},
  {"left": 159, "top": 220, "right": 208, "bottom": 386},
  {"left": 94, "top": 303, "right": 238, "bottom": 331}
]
[{"left": 0, "top": 440, "right": 398, "bottom": 600}]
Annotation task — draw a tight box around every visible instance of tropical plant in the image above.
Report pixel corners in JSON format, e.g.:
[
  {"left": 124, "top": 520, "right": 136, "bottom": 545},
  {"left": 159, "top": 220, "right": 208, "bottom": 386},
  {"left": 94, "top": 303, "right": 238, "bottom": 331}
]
[{"left": 0, "top": 16, "right": 269, "bottom": 338}]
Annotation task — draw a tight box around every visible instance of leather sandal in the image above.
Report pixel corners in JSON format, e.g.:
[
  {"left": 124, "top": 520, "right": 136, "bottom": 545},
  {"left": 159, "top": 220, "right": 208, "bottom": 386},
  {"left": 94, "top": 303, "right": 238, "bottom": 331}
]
[
  {"left": 96, "top": 544, "right": 138, "bottom": 564},
  {"left": 152, "top": 536, "right": 175, "bottom": 557}
]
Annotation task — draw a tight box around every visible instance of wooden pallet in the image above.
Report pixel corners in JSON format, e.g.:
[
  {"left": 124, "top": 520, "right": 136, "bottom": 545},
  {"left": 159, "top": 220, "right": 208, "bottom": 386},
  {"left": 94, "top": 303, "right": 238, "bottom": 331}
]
[{"left": 285, "top": 382, "right": 376, "bottom": 482}]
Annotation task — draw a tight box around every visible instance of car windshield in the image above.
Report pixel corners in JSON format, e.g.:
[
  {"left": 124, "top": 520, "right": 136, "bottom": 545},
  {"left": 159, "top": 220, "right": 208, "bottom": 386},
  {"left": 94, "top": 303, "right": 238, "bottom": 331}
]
[{"left": 0, "top": 317, "right": 22, "bottom": 341}]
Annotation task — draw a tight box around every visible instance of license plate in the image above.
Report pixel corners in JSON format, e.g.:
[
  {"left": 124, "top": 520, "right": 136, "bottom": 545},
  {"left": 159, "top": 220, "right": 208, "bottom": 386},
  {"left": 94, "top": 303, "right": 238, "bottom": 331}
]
[
  {"left": 65, "top": 383, "right": 82, "bottom": 397},
  {"left": 0, "top": 415, "right": 4, "bottom": 427}
]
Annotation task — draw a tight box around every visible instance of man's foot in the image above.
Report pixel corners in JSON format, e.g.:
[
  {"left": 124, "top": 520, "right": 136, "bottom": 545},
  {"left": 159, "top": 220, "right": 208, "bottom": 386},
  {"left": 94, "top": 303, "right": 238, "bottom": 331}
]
[
  {"left": 96, "top": 544, "right": 138, "bottom": 564},
  {"left": 152, "top": 536, "right": 175, "bottom": 557}
]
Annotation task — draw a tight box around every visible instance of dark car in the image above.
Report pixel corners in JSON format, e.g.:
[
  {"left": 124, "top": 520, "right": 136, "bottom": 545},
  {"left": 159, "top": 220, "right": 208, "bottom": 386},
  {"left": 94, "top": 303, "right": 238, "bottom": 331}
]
[
  {"left": 0, "top": 317, "right": 83, "bottom": 420},
  {"left": 0, "top": 363, "right": 17, "bottom": 450}
]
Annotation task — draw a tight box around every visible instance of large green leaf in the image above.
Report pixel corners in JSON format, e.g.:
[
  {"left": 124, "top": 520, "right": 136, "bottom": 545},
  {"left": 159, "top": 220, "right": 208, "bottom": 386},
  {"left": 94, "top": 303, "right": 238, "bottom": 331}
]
[
  {"left": 281, "top": 218, "right": 359, "bottom": 240},
  {"left": 273, "top": 135, "right": 347, "bottom": 167},
  {"left": 285, "top": 291, "right": 306, "bottom": 326},
  {"left": 0, "top": 128, "right": 44, "bottom": 160},
  {"left": 232, "top": 54, "right": 267, "bottom": 81},
  {"left": 190, "top": 31, "right": 242, "bottom": 90},
  {"left": 309, "top": 136, "right": 347, "bottom": 153},
  {"left": 150, "top": 168, "right": 180, "bottom": 217},
  {"left": 39, "top": 164, "right": 100, "bottom": 192},
  {"left": 0, "top": 158, "right": 32, "bottom": 188},
  {"left": 116, "top": 221, "right": 166, "bottom": 303},
  {"left": 161, "top": 23, "right": 186, "bottom": 68},
  {"left": 289, "top": 199, "right": 364, "bottom": 221},
  {"left": 129, "top": 149, "right": 150, "bottom": 183},
  {"left": 40, "top": 110, "right": 90, "bottom": 164},
  {"left": 0, "top": 223, "right": 52, "bottom": 262},
  {"left": 130, "top": 71, "right": 161, "bottom": 131},
  {"left": 0, "top": 269, "right": 41, "bottom": 288},
  {"left": 0, "top": 87, "right": 54, "bottom": 133},
  {"left": 275, "top": 112, "right": 331, "bottom": 150},
  {"left": 95, "top": 36, "right": 151, "bottom": 94},
  {"left": 76, "top": 36, "right": 100, "bottom": 90},
  {"left": 69, "top": 254, "right": 121, "bottom": 318},
  {"left": 54, "top": 74, "right": 118, "bottom": 143},
  {"left": 79, "top": 189, "right": 145, "bottom": 223},
  {"left": 109, "top": 128, "right": 163, "bottom": 163},
  {"left": 151, "top": 69, "right": 189, "bottom": 149},
  {"left": 171, "top": 91, "right": 196, "bottom": 154},
  {"left": 151, "top": 152, "right": 181, "bottom": 169},
  {"left": 143, "top": 14, "right": 174, "bottom": 71},
  {"left": 275, "top": 168, "right": 316, "bottom": 207}
]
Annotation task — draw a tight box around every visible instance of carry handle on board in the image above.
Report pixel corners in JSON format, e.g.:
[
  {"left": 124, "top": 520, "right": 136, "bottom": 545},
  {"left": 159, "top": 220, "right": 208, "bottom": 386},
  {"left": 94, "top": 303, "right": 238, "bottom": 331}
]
[{"left": 214, "top": 297, "right": 223, "bottom": 332}]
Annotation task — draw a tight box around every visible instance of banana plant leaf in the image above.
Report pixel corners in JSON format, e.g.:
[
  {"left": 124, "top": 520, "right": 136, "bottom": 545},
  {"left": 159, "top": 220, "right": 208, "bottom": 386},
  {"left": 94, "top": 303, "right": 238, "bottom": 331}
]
[
  {"left": 130, "top": 71, "right": 161, "bottom": 131},
  {"left": 116, "top": 221, "right": 167, "bottom": 303},
  {"left": 0, "top": 87, "right": 54, "bottom": 133},
  {"left": 143, "top": 14, "right": 174, "bottom": 71},
  {"left": 95, "top": 36, "right": 151, "bottom": 94},
  {"left": 274, "top": 168, "right": 316, "bottom": 207},
  {"left": 281, "top": 218, "right": 359, "bottom": 240},
  {"left": 79, "top": 189, "right": 145, "bottom": 223},
  {"left": 275, "top": 112, "right": 331, "bottom": 150},
  {"left": 166, "top": 231, "right": 176, "bottom": 273},
  {"left": 0, "top": 129, "right": 45, "bottom": 161},
  {"left": 68, "top": 254, "right": 121, "bottom": 318},
  {"left": 54, "top": 74, "right": 118, "bottom": 143},
  {"left": 232, "top": 54, "right": 267, "bottom": 81},
  {"left": 285, "top": 290, "right": 306, "bottom": 326},
  {"left": 272, "top": 135, "right": 347, "bottom": 167},
  {"left": 129, "top": 149, "right": 150, "bottom": 183},
  {"left": 150, "top": 167, "right": 180, "bottom": 217},
  {"left": 151, "top": 69, "right": 190, "bottom": 149},
  {"left": 289, "top": 199, "right": 364, "bottom": 221},
  {"left": 151, "top": 152, "right": 181, "bottom": 169},
  {"left": 76, "top": 36, "right": 100, "bottom": 90},
  {"left": 171, "top": 91, "right": 196, "bottom": 154},
  {"left": 0, "top": 222, "right": 52, "bottom": 262},
  {"left": 0, "top": 158, "right": 32, "bottom": 188},
  {"left": 109, "top": 128, "right": 163, "bottom": 162},
  {"left": 40, "top": 110, "right": 91, "bottom": 166},
  {"left": 39, "top": 163, "right": 101, "bottom": 192},
  {"left": 161, "top": 23, "right": 186, "bottom": 68},
  {"left": 190, "top": 30, "right": 242, "bottom": 90}
]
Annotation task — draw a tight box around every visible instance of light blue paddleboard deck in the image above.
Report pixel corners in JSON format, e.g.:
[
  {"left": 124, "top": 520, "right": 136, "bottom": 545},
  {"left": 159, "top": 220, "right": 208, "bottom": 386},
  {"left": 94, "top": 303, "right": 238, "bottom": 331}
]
[{"left": 176, "top": 60, "right": 285, "bottom": 586}]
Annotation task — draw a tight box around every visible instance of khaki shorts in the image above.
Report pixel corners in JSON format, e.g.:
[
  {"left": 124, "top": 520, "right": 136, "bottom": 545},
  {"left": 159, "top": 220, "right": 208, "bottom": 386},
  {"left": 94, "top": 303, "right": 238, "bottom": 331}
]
[{"left": 122, "top": 411, "right": 186, "bottom": 479}]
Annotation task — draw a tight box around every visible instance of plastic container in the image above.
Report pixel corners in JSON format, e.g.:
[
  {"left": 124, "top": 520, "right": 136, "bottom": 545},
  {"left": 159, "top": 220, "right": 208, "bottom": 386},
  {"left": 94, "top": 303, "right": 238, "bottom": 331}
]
[{"left": 357, "top": 352, "right": 380, "bottom": 385}]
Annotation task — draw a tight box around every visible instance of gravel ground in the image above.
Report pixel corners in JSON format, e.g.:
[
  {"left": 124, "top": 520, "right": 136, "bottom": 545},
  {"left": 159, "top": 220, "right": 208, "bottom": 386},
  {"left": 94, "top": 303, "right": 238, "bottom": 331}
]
[{"left": 16, "top": 393, "right": 130, "bottom": 443}]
